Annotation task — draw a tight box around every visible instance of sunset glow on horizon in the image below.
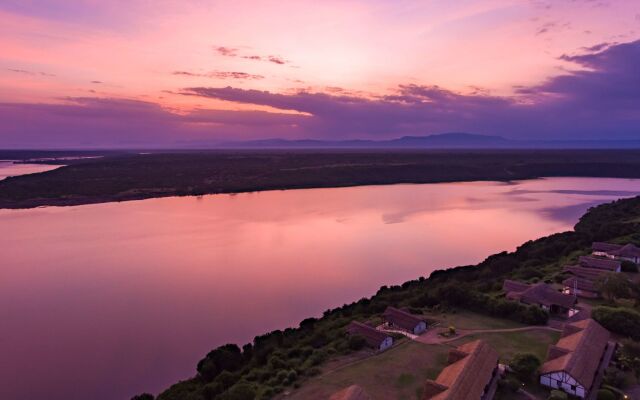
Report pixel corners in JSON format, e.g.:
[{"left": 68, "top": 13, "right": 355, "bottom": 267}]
[{"left": 1, "top": 0, "right": 639, "bottom": 147}]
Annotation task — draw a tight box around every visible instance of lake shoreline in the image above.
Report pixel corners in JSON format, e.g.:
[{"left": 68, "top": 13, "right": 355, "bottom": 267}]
[{"left": 3, "top": 150, "right": 640, "bottom": 209}]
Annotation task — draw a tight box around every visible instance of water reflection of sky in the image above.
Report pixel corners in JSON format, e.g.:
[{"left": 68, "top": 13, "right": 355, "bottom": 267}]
[
  {"left": 1, "top": 177, "right": 640, "bottom": 400},
  {"left": 0, "top": 162, "right": 61, "bottom": 180}
]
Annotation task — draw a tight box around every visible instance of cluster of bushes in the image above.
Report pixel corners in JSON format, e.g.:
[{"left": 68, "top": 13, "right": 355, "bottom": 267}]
[
  {"left": 415, "top": 283, "right": 548, "bottom": 325},
  {"left": 592, "top": 306, "right": 640, "bottom": 340}
]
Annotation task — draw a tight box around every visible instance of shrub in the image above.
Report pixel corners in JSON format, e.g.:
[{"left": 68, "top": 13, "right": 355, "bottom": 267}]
[
  {"left": 197, "top": 344, "right": 245, "bottom": 382},
  {"left": 348, "top": 334, "right": 367, "bottom": 350},
  {"left": 508, "top": 353, "right": 541, "bottom": 382},
  {"left": 621, "top": 260, "right": 638, "bottom": 273},
  {"left": 603, "top": 366, "right": 626, "bottom": 388},
  {"left": 213, "top": 371, "right": 239, "bottom": 391},
  {"left": 268, "top": 355, "right": 287, "bottom": 370},
  {"left": 596, "top": 389, "right": 616, "bottom": 400},
  {"left": 131, "top": 394, "right": 154, "bottom": 400},
  {"left": 617, "top": 339, "right": 640, "bottom": 377},
  {"left": 498, "top": 376, "right": 521, "bottom": 392},
  {"left": 548, "top": 390, "right": 568, "bottom": 400},
  {"left": 218, "top": 383, "right": 256, "bottom": 400},
  {"left": 592, "top": 306, "right": 640, "bottom": 340}
]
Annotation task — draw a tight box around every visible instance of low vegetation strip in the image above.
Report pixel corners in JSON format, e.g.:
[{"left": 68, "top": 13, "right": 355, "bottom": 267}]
[
  {"left": 137, "top": 193, "right": 640, "bottom": 400},
  {"left": 3, "top": 150, "right": 640, "bottom": 208}
]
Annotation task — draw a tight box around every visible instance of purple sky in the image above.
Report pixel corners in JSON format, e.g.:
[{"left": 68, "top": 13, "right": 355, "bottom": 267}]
[{"left": 1, "top": 1, "right": 639, "bottom": 148}]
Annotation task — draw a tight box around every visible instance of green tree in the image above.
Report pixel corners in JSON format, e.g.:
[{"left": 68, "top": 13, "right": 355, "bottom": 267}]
[
  {"left": 197, "top": 344, "right": 245, "bottom": 382},
  {"left": 618, "top": 338, "right": 640, "bottom": 377},
  {"left": 348, "top": 334, "right": 367, "bottom": 350},
  {"left": 592, "top": 306, "right": 640, "bottom": 340},
  {"left": 508, "top": 353, "right": 541, "bottom": 382},
  {"left": 218, "top": 383, "right": 256, "bottom": 400},
  {"left": 596, "top": 388, "right": 616, "bottom": 400},
  {"left": 597, "top": 273, "right": 632, "bottom": 301},
  {"left": 621, "top": 260, "right": 638, "bottom": 273},
  {"left": 131, "top": 394, "right": 154, "bottom": 400}
]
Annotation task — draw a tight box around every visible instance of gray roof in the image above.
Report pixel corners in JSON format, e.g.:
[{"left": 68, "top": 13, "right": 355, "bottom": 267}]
[
  {"left": 504, "top": 280, "right": 576, "bottom": 308},
  {"left": 579, "top": 256, "right": 620, "bottom": 271}
]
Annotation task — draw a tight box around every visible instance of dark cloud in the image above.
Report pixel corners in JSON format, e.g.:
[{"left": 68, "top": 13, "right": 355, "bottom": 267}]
[
  {"left": 580, "top": 42, "right": 616, "bottom": 52},
  {"left": 91, "top": 80, "right": 103, "bottom": 84},
  {"left": 215, "top": 46, "right": 239, "bottom": 57},
  {"left": 0, "top": 97, "right": 307, "bottom": 148},
  {"left": 172, "top": 70, "right": 264, "bottom": 80},
  {"left": 182, "top": 40, "right": 640, "bottom": 140},
  {"left": 2, "top": 40, "right": 640, "bottom": 147},
  {"left": 267, "top": 55, "right": 286, "bottom": 65}
]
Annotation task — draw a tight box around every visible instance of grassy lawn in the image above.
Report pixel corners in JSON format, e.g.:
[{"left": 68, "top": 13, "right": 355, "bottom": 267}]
[
  {"left": 287, "top": 340, "right": 449, "bottom": 400},
  {"left": 423, "top": 309, "right": 526, "bottom": 330},
  {"left": 448, "top": 329, "right": 560, "bottom": 363}
]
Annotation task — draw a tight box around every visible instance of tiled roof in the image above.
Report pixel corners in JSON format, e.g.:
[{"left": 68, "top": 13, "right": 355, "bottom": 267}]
[
  {"left": 383, "top": 306, "right": 425, "bottom": 331},
  {"left": 503, "top": 280, "right": 576, "bottom": 308},
  {"left": 423, "top": 340, "right": 498, "bottom": 400},
  {"left": 592, "top": 242, "right": 623, "bottom": 253},
  {"left": 346, "top": 321, "right": 390, "bottom": 348},
  {"left": 502, "top": 279, "right": 530, "bottom": 293},
  {"left": 593, "top": 242, "right": 640, "bottom": 258},
  {"left": 540, "top": 319, "right": 610, "bottom": 391},
  {"left": 563, "top": 265, "right": 608, "bottom": 280},
  {"left": 610, "top": 244, "right": 640, "bottom": 258},
  {"left": 579, "top": 256, "right": 620, "bottom": 271},
  {"left": 562, "top": 276, "right": 599, "bottom": 292}
]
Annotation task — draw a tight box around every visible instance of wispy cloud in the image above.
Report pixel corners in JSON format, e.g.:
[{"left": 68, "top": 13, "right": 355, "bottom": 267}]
[
  {"left": 172, "top": 70, "right": 264, "bottom": 80},
  {"left": 2, "top": 40, "right": 640, "bottom": 147},
  {"left": 7, "top": 68, "right": 56, "bottom": 77},
  {"left": 214, "top": 45, "right": 290, "bottom": 65}
]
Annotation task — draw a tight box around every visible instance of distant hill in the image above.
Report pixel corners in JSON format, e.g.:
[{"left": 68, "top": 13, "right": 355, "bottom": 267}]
[{"left": 222, "top": 133, "right": 640, "bottom": 149}]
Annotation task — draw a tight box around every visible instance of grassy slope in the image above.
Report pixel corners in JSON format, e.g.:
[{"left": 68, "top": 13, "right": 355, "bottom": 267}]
[
  {"left": 287, "top": 340, "right": 449, "bottom": 400},
  {"left": 448, "top": 329, "right": 561, "bottom": 362},
  {"left": 3, "top": 150, "right": 640, "bottom": 208}
]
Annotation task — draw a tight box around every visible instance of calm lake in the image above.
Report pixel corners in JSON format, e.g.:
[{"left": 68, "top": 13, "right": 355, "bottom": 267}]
[
  {"left": 2, "top": 177, "right": 640, "bottom": 400},
  {"left": 0, "top": 161, "right": 61, "bottom": 180}
]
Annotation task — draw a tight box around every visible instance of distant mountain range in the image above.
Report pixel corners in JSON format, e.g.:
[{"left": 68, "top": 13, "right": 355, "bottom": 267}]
[{"left": 221, "top": 133, "right": 640, "bottom": 149}]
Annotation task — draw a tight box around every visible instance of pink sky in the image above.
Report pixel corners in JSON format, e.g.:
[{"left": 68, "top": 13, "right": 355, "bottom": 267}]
[{"left": 0, "top": 0, "right": 639, "bottom": 146}]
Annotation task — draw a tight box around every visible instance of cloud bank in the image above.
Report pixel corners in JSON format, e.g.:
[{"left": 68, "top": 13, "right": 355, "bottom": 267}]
[{"left": 1, "top": 40, "right": 639, "bottom": 148}]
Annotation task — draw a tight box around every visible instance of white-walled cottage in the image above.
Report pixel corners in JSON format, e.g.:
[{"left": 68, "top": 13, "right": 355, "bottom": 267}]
[
  {"left": 382, "top": 306, "right": 428, "bottom": 334},
  {"left": 346, "top": 321, "right": 393, "bottom": 351},
  {"left": 539, "top": 319, "right": 611, "bottom": 398}
]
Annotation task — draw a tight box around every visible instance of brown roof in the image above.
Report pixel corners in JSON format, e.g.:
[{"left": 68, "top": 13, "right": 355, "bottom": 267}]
[
  {"left": 329, "top": 385, "right": 371, "bottom": 400},
  {"left": 562, "top": 276, "right": 599, "bottom": 293},
  {"left": 503, "top": 280, "right": 575, "bottom": 309},
  {"left": 502, "top": 279, "right": 530, "bottom": 293},
  {"left": 593, "top": 242, "right": 640, "bottom": 258},
  {"left": 592, "top": 242, "right": 623, "bottom": 253},
  {"left": 423, "top": 340, "right": 499, "bottom": 400},
  {"left": 579, "top": 256, "right": 620, "bottom": 271},
  {"left": 383, "top": 306, "right": 425, "bottom": 331},
  {"left": 611, "top": 244, "right": 640, "bottom": 258},
  {"left": 563, "top": 265, "right": 608, "bottom": 280},
  {"left": 346, "top": 321, "right": 390, "bottom": 348},
  {"left": 540, "top": 319, "right": 610, "bottom": 391}
]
